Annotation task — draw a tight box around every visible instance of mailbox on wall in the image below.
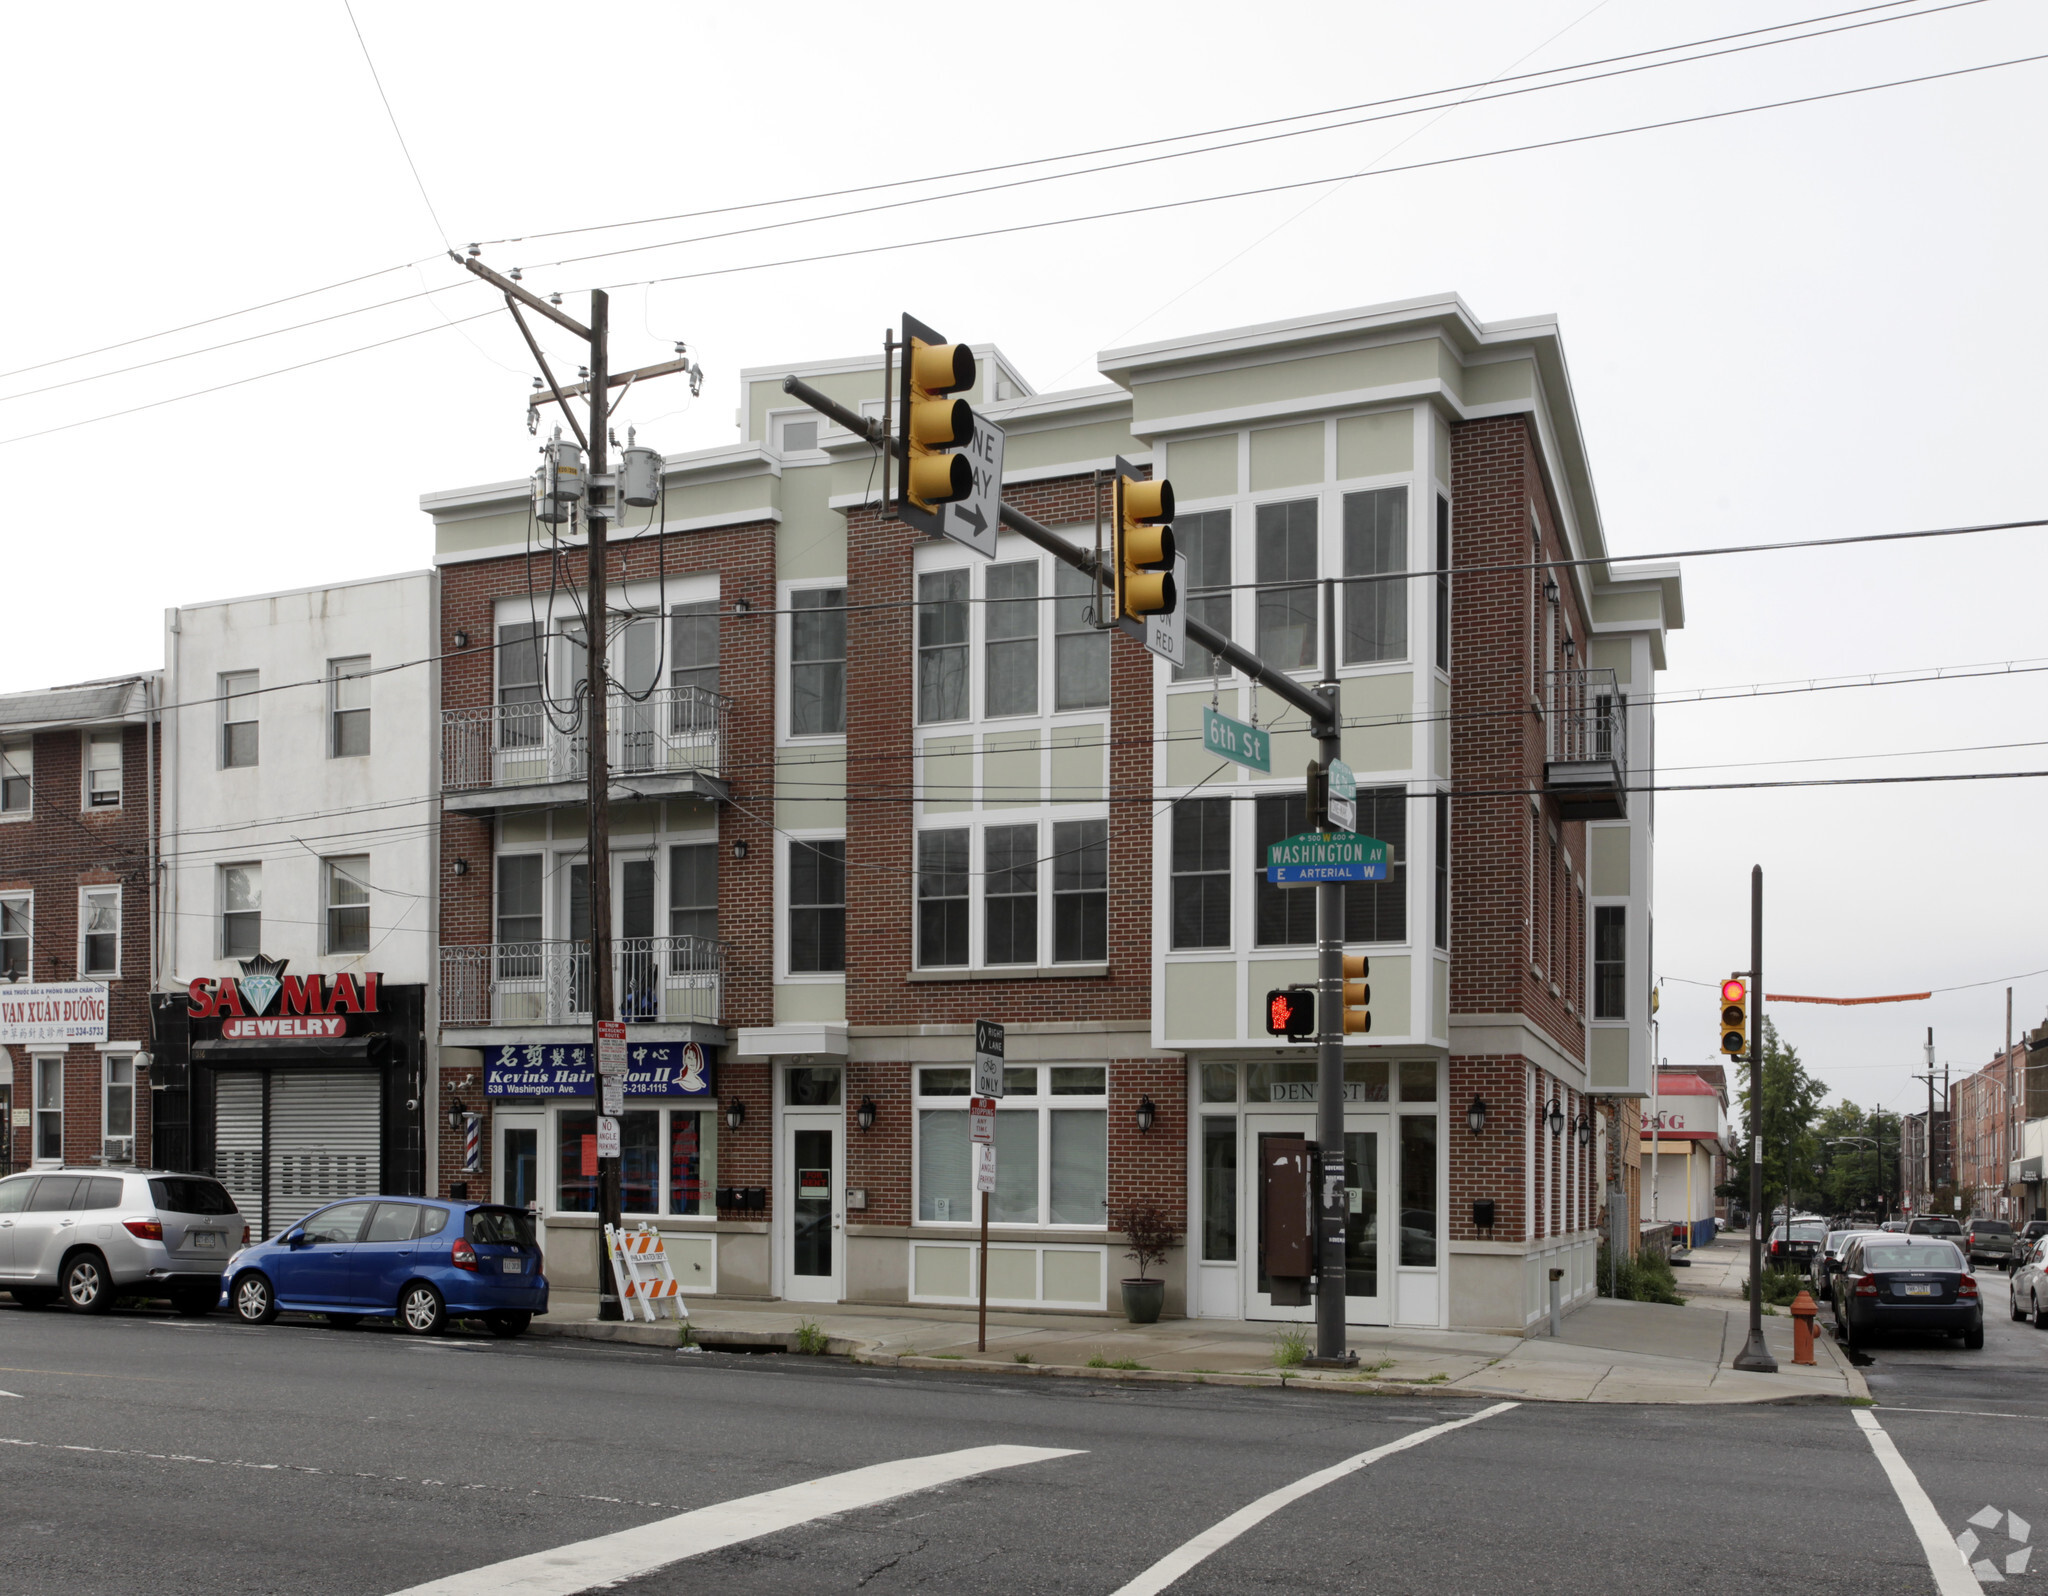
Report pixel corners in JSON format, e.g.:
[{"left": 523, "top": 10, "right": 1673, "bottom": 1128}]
[{"left": 1261, "top": 1132, "right": 1314, "bottom": 1307}]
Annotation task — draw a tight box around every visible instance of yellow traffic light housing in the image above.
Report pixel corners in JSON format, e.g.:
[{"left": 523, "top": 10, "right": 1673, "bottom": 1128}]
[
  {"left": 1341, "top": 954, "right": 1371, "bottom": 1034},
  {"left": 1719, "top": 978, "right": 1748, "bottom": 1055},
  {"left": 1111, "top": 460, "right": 1176, "bottom": 623},
  {"left": 898, "top": 313, "right": 977, "bottom": 532}
]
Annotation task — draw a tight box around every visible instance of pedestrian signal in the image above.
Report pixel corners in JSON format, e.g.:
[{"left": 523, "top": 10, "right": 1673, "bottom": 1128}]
[{"left": 1265, "top": 987, "right": 1316, "bottom": 1042}]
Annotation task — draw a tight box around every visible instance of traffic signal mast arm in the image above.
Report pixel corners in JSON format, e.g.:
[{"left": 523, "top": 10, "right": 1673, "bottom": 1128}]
[{"left": 780, "top": 372, "right": 1336, "bottom": 736}]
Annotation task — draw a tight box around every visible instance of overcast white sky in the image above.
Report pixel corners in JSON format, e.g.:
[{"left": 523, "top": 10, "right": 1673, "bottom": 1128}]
[{"left": 2, "top": 1, "right": 2042, "bottom": 1115}]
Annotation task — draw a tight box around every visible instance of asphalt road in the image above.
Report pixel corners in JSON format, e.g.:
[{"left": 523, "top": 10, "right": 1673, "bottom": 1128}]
[{"left": 4, "top": 1285, "right": 2048, "bottom": 1596}]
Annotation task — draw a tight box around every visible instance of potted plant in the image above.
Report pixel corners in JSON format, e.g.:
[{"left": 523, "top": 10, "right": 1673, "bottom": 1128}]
[{"left": 1115, "top": 1201, "right": 1180, "bottom": 1324}]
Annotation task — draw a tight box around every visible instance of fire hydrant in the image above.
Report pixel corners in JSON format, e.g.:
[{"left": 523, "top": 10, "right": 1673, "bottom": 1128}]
[{"left": 1789, "top": 1290, "right": 1819, "bottom": 1366}]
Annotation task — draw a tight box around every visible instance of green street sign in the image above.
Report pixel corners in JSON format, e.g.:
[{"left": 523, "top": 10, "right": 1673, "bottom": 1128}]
[
  {"left": 1327, "top": 758, "right": 1356, "bottom": 833},
  {"left": 1266, "top": 831, "right": 1390, "bottom": 886},
  {"left": 1202, "top": 705, "right": 1271, "bottom": 773}
]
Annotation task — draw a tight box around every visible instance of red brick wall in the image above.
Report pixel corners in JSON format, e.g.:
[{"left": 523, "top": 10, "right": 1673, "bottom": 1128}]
[
  {"left": 3, "top": 720, "right": 156, "bottom": 1171},
  {"left": 1447, "top": 1055, "right": 1530, "bottom": 1242}
]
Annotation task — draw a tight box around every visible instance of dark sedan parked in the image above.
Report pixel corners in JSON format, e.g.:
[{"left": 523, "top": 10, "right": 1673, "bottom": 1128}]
[
  {"left": 1831, "top": 1235, "right": 1982, "bottom": 1351},
  {"left": 1767, "top": 1220, "right": 1826, "bottom": 1271}
]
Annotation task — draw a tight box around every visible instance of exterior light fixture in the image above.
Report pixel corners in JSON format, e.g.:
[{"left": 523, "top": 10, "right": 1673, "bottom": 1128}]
[
  {"left": 452, "top": 630, "right": 469, "bottom": 650},
  {"left": 732, "top": 596, "right": 751, "bottom": 614},
  {"left": 1543, "top": 575, "right": 1560, "bottom": 606},
  {"left": 1576, "top": 1112, "right": 1593, "bottom": 1147},
  {"left": 445, "top": 1093, "right": 468, "bottom": 1130},
  {"left": 1547, "top": 1097, "right": 1566, "bottom": 1138},
  {"left": 451, "top": 859, "right": 469, "bottom": 876},
  {"left": 731, "top": 839, "right": 749, "bottom": 860},
  {"left": 725, "top": 1098, "right": 745, "bottom": 1132},
  {"left": 1136, "top": 1095, "right": 1157, "bottom": 1134},
  {"left": 1467, "top": 1096, "right": 1488, "bottom": 1135},
  {"left": 857, "top": 1095, "right": 876, "bottom": 1132}
]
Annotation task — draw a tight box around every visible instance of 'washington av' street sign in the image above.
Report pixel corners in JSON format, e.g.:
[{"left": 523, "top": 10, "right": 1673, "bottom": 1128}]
[{"left": 1265, "top": 831, "right": 1390, "bottom": 886}]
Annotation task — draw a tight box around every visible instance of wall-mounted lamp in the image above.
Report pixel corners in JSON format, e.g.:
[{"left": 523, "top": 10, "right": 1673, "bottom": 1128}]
[
  {"left": 1135, "top": 1095, "right": 1157, "bottom": 1134},
  {"left": 1543, "top": 575, "right": 1560, "bottom": 606},
  {"left": 725, "top": 1098, "right": 746, "bottom": 1132},
  {"left": 452, "top": 630, "right": 470, "bottom": 650},
  {"left": 732, "top": 597, "right": 751, "bottom": 614},
  {"left": 1467, "top": 1096, "right": 1488, "bottom": 1136},
  {"left": 1575, "top": 1112, "right": 1593, "bottom": 1147},
  {"left": 1562, "top": 636, "right": 1576, "bottom": 662},
  {"left": 857, "top": 1095, "right": 877, "bottom": 1132},
  {"left": 445, "top": 1093, "right": 468, "bottom": 1130},
  {"left": 731, "top": 839, "right": 749, "bottom": 860},
  {"left": 451, "top": 859, "right": 469, "bottom": 876},
  {"left": 1547, "top": 1097, "right": 1566, "bottom": 1138}
]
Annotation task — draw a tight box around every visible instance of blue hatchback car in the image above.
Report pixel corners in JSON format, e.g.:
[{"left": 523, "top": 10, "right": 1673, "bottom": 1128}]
[{"left": 224, "top": 1197, "right": 547, "bottom": 1337}]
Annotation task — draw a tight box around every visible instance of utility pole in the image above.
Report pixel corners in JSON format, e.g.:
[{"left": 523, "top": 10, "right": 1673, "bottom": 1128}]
[
  {"left": 1733, "top": 863, "right": 1776, "bottom": 1372},
  {"left": 2007, "top": 987, "right": 2015, "bottom": 1218},
  {"left": 1311, "top": 577, "right": 1354, "bottom": 1368}
]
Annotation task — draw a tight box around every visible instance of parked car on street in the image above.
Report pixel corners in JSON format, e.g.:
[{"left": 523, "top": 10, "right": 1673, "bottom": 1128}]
[
  {"left": 0, "top": 1168, "right": 246, "bottom": 1315},
  {"left": 2007, "top": 1220, "right": 2048, "bottom": 1272},
  {"left": 2007, "top": 1236, "right": 2048, "bottom": 1323},
  {"left": 1815, "top": 1229, "right": 1885, "bottom": 1289},
  {"left": 1831, "top": 1235, "right": 1981, "bottom": 1351},
  {"left": 1880, "top": 1219, "right": 1911, "bottom": 1232},
  {"left": 224, "top": 1196, "right": 547, "bottom": 1337},
  {"left": 1907, "top": 1216, "right": 1964, "bottom": 1238},
  {"left": 1963, "top": 1217, "right": 2017, "bottom": 1268},
  {"left": 1766, "top": 1219, "right": 1827, "bottom": 1271}
]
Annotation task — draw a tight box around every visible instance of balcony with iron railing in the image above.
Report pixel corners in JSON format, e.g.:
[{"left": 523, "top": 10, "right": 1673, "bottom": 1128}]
[
  {"left": 440, "top": 934, "right": 727, "bottom": 1031},
  {"left": 1544, "top": 667, "right": 1627, "bottom": 819},
  {"left": 441, "top": 684, "right": 730, "bottom": 810}
]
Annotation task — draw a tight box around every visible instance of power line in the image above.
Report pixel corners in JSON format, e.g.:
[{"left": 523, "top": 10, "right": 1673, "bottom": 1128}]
[
  {"left": 342, "top": 0, "right": 452, "bottom": 251},
  {"left": 477, "top": 0, "right": 1959, "bottom": 254}
]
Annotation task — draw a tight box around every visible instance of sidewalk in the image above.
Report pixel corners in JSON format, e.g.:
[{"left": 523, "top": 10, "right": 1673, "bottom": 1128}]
[{"left": 530, "top": 1235, "right": 1864, "bottom": 1406}]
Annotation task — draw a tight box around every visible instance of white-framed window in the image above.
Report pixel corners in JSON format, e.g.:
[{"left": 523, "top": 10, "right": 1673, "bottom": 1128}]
[
  {"left": 220, "top": 864, "right": 261, "bottom": 958},
  {"left": 1170, "top": 797, "right": 1232, "bottom": 950},
  {"left": 983, "top": 823, "right": 1038, "bottom": 966},
  {"left": 0, "top": 892, "right": 29, "bottom": 980},
  {"left": 221, "top": 671, "right": 259, "bottom": 768},
  {"left": 916, "top": 568, "right": 970, "bottom": 724},
  {"left": 668, "top": 842, "right": 716, "bottom": 942},
  {"left": 325, "top": 855, "right": 370, "bottom": 954},
  {"left": 1594, "top": 904, "right": 1626, "bottom": 1019},
  {"left": 914, "top": 1065, "right": 1108, "bottom": 1227},
  {"left": 552, "top": 1102, "right": 716, "bottom": 1217},
  {"left": 770, "top": 410, "right": 821, "bottom": 454},
  {"left": 1052, "top": 563, "right": 1108, "bottom": 711},
  {"left": 1173, "top": 509, "right": 1234, "bottom": 681},
  {"left": 1254, "top": 496, "right": 1319, "bottom": 670},
  {"left": 787, "top": 837, "right": 846, "bottom": 974},
  {"left": 80, "top": 887, "right": 120, "bottom": 977},
  {"left": 984, "top": 561, "right": 1039, "bottom": 719},
  {"left": 1252, "top": 789, "right": 1405, "bottom": 946},
  {"left": 33, "top": 1055, "right": 63, "bottom": 1163},
  {"left": 83, "top": 729, "right": 122, "bottom": 808},
  {"left": 915, "top": 537, "right": 1118, "bottom": 725},
  {"left": 1341, "top": 486, "right": 1408, "bottom": 664},
  {"left": 787, "top": 587, "right": 847, "bottom": 737},
  {"left": 103, "top": 1055, "right": 135, "bottom": 1165},
  {"left": 497, "top": 621, "right": 545, "bottom": 747},
  {"left": 909, "top": 817, "right": 1109, "bottom": 971},
  {"left": 329, "top": 657, "right": 371, "bottom": 758},
  {"left": 2, "top": 736, "right": 32, "bottom": 814}
]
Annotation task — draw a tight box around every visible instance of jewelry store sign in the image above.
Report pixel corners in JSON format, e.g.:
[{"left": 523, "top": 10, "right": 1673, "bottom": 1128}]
[{"left": 0, "top": 981, "right": 109, "bottom": 1045}]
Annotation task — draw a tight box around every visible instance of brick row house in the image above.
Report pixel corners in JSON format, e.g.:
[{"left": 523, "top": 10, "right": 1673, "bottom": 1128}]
[{"left": 419, "top": 293, "right": 1682, "bottom": 1333}]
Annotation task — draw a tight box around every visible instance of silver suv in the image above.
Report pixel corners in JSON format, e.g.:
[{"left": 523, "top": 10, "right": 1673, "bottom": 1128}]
[{"left": 0, "top": 1169, "right": 248, "bottom": 1315}]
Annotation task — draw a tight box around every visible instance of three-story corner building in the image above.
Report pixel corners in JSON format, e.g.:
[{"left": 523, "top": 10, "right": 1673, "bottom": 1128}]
[
  {"left": 146, "top": 574, "right": 438, "bottom": 1237},
  {"left": 421, "top": 293, "right": 1681, "bottom": 1332},
  {"left": 0, "top": 676, "right": 158, "bottom": 1176}
]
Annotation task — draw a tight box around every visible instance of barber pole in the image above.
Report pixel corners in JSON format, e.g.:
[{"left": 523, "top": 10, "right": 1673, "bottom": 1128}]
[{"left": 464, "top": 1112, "right": 482, "bottom": 1173}]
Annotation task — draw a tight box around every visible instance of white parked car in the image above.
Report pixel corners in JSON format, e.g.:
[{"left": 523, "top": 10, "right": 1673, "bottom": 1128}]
[{"left": 0, "top": 1168, "right": 248, "bottom": 1315}]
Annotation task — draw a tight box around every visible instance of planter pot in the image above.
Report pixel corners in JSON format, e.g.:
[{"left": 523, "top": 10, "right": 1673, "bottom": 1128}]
[{"left": 1121, "top": 1277, "right": 1165, "bottom": 1325}]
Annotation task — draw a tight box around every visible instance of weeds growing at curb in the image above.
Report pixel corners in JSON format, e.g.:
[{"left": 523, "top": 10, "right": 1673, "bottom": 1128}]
[
  {"left": 1418, "top": 1373, "right": 1450, "bottom": 1384},
  {"left": 1012, "top": 1351, "right": 1034, "bottom": 1364},
  {"left": 1597, "top": 1242, "right": 1687, "bottom": 1305},
  {"left": 794, "top": 1319, "right": 829, "bottom": 1356},
  {"left": 1740, "top": 1267, "right": 1807, "bottom": 1307},
  {"left": 928, "top": 1352, "right": 963, "bottom": 1359},
  {"left": 1087, "top": 1354, "right": 1148, "bottom": 1370},
  {"left": 1271, "top": 1326, "right": 1311, "bottom": 1369}
]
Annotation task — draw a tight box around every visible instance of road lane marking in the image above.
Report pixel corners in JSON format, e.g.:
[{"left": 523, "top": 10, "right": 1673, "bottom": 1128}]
[
  {"left": 1881, "top": 1406, "right": 2048, "bottom": 1422},
  {"left": 385, "top": 1443, "right": 1081, "bottom": 1596},
  {"left": 1851, "top": 1408, "right": 1983, "bottom": 1594},
  {"left": 1107, "top": 1402, "right": 1518, "bottom": 1596}
]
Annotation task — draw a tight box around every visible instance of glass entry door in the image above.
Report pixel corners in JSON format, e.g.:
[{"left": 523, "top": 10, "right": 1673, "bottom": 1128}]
[
  {"left": 781, "top": 1114, "right": 842, "bottom": 1302},
  {"left": 1245, "top": 1112, "right": 1386, "bottom": 1325}
]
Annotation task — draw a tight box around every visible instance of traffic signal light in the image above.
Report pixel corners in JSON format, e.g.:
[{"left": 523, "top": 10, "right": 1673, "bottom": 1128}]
[
  {"left": 1719, "top": 978, "right": 1748, "bottom": 1055},
  {"left": 898, "top": 313, "right": 977, "bottom": 532},
  {"left": 1265, "top": 987, "right": 1316, "bottom": 1042},
  {"left": 1111, "top": 459, "right": 1176, "bottom": 623},
  {"left": 1341, "top": 954, "right": 1371, "bottom": 1034}
]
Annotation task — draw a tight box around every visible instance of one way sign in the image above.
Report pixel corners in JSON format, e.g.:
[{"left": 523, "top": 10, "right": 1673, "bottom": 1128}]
[{"left": 939, "top": 416, "right": 1004, "bottom": 559}]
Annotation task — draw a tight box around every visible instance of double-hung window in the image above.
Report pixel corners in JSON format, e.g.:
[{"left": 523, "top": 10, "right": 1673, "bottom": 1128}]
[
  {"left": 329, "top": 657, "right": 371, "bottom": 757},
  {"left": 668, "top": 843, "right": 717, "bottom": 943},
  {"left": 104, "top": 1056, "right": 135, "bottom": 1164},
  {"left": 325, "top": 856, "right": 370, "bottom": 954},
  {"left": 788, "top": 839, "right": 846, "bottom": 973},
  {"left": 495, "top": 854, "right": 542, "bottom": 980},
  {"left": 984, "top": 562, "right": 1039, "bottom": 718},
  {"left": 1053, "top": 563, "right": 1108, "bottom": 710},
  {"left": 220, "top": 672, "right": 259, "bottom": 768},
  {"left": 1341, "top": 486, "right": 1407, "bottom": 663},
  {"left": 1052, "top": 819, "right": 1107, "bottom": 963},
  {"left": 917, "top": 829, "right": 970, "bottom": 967},
  {"left": 789, "top": 588, "right": 846, "bottom": 736},
  {"left": 81, "top": 887, "right": 120, "bottom": 976},
  {"left": 669, "top": 600, "right": 720, "bottom": 701},
  {"left": 497, "top": 622, "right": 545, "bottom": 746},
  {"left": 1433, "top": 791, "right": 1449, "bottom": 951},
  {"left": 34, "top": 1056, "right": 62, "bottom": 1162},
  {"left": 0, "top": 894, "right": 30, "bottom": 979},
  {"left": 1254, "top": 498, "right": 1318, "bottom": 670},
  {"left": 1171, "top": 798, "right": 1232, "bottom": 949},
  {"left": 1172, "top": 509, "right": 1233, "bottom": 680},
  {"left": 84, "top": 730, "right": 122, "bottom": 808},
  {"left": 917, "top": 569, "right": 969, "bottom": 723},
  {"left": 1594, "top": 905, "right": 1626, "bottom": 1019},
  {"left": 220, "top": 866, "right": 260, "bottom": 959},
  {"left": 1435, "top": 495, "right": 1451, "bottom": 671},
  {"left": 983, "top": 824, "right": 1038, "bottom": 965},
  {"left": 0, "top": 737, "right": 29, "bottom": 812},
  {"left": 915, "top": 1065, "right": 1107, "bottom": 1226}
]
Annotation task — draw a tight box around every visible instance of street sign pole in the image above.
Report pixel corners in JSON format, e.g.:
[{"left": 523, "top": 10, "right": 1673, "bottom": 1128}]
[
  {"left": 1733, "top": 866, "right": 1778, "bottom": 1372},
  {"left": 972, "top": 1021, "right": 1005, "bottom": 1352},
  {"left": 1311, "top": 578, "right": 1355, "bottom": 1368}
]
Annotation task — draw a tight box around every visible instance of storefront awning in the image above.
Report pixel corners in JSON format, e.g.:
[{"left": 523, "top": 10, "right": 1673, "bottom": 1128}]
[{"left": 192, "top": 1036, "right": 385, "bottom": 1065}]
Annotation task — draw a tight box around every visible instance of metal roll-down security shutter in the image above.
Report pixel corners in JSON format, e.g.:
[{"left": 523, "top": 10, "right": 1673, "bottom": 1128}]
[
  {"left": 266, "top": 1069, "right": 382, "bottom": 1237},
  {"left": 213, "top": 1073, "right": 265, "bottom": 1226}
]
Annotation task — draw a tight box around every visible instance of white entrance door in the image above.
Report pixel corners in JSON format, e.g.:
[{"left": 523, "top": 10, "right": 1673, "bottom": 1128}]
[
  {"left": 494, "top": 1108, "right": 546, "bottom": 1258},
  {"left": 781, "top": 1112, "right": 843, "bottom": 1303},
  {"left": 1244, "top": 1111, "right": 1388, "bottom": 1326}
]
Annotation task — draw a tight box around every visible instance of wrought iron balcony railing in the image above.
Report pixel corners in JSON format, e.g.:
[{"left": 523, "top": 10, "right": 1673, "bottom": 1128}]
[
  {"left": 441, "top": 683, "right": 729, "bottom": 794},
  {"left": 439, "top": 934, "right": 726, "bottom": 1028},
  {"left": 1544, "top": 667, "right": 1627, "bottom": 819}
]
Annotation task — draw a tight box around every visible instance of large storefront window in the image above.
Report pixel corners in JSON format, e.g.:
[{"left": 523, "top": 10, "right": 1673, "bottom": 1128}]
[
  {"left": 914, "top": 1066, "right": 1107, "bottom": 1226},
  {"left": 556, "top": 1110, "right": 659, "bottom": 1214},
  {"left": 1400, "top": 1114, "right": 1438, "bottom": 1267},
  {"left": 1202, "top": 1116, "right": 1237, "bottom": 1261}
]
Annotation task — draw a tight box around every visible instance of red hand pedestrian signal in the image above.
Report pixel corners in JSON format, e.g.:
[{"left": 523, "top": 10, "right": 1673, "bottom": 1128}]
[{"left": 1264, "top": 988, "right": 1316, "bottom": 1041}]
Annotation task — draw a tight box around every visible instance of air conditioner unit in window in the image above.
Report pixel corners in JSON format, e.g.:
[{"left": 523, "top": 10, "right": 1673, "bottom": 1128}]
[{"left": 103, "top": 1136, "right": 133, "bottom": 1166}]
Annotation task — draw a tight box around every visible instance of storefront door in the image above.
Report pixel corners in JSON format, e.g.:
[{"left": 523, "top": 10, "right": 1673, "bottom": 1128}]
[
  {"left": 1244, "top": 1110, "right": 1387, "bottom": 1326},
  {"left": 494, "top": 1109, "right": 545, "bottom": 1256},
  {"left": 781, "top": 1113, "right": 842, "bottom": 1303}
]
